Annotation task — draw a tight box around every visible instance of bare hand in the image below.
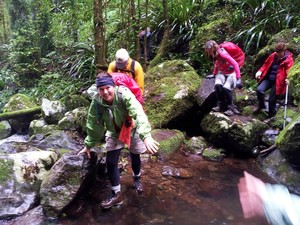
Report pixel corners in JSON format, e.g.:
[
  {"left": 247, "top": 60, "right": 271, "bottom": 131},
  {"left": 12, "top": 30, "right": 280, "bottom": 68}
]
[
  {"left": 143, "top": 137, "right": 160, "bottom": 154},
  {"left": 285, "top": 79, "right": 289, "bottom": 85},
  {"left": 255, "top": 71, "right": 262, "bottom": 80},
  {"left": 77, "top": 147, "right": 91, "bottom": 159}
]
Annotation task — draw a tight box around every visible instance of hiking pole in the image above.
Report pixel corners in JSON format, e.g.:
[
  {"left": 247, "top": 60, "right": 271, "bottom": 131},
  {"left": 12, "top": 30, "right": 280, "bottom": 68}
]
[{"left": 283, "top": 83, "right": 289, "bottom": 129}]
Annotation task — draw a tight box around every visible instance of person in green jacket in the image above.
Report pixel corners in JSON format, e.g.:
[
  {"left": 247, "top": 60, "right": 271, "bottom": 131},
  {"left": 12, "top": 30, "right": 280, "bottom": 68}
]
[{"left": 78, "top": 73, "right": 159, "bottom": 210}]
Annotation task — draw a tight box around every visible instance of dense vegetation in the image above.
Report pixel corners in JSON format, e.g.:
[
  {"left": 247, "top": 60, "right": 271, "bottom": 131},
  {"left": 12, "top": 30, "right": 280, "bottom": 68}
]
[{"left": 0, "top": 0, "right": 299, "bottom": 111}]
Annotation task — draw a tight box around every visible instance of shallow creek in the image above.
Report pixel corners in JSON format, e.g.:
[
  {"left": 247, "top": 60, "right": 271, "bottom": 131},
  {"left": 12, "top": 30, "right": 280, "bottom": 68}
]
[{"left": 51, "top": 150, "right": 271, "bottom": 225}]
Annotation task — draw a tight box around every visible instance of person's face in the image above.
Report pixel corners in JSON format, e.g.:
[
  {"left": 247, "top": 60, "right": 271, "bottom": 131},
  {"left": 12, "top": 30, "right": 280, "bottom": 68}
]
[
  {"left": 98, "top": 85, "right": 115, "bottom": 104},
  {"left": 276, "top": 49, "right": 285, "bottom": 58},
  {"left": 206, "top": 47, "right": 216, "bottom": 60}
]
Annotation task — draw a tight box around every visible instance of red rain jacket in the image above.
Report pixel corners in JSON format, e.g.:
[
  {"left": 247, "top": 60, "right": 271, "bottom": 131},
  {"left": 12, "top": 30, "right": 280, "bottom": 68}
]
[{"left": 257, "top": 51, "right": 294, "bottom": 95}]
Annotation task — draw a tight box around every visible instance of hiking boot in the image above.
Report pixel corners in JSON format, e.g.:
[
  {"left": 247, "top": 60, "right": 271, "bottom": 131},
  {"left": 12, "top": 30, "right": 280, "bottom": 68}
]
[
  {"left": 224, "top": 109, "right": 234, "bottom": 116},
  {"left": 228, "top": 105, "right": 241, "bottom": 115},
  {"left": 100, "top": 191, "right": 124, "bottom": 209},
  {"left": 133, "top": 176, "right": 144, "bottom": 194},
  {"left": 212, "top": 101, "right": 222, "bottom": 112}
]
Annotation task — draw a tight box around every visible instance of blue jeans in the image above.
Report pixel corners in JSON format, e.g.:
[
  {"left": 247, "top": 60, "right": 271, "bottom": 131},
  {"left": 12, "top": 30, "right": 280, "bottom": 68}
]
[{"left": 256, "top": 79, "right": 277, "bottom": 116}]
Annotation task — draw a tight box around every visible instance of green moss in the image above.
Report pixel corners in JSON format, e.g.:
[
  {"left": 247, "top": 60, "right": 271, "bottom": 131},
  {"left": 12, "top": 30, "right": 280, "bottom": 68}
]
[
  {"left": 145, "top": 60, "right": 200, "bottom": 128},
  {"left": 3, "top": 93, "right": 38, "bottom": 112},
  {"left": 288, "top": 55, "right": 300, "bottom": 104},
  {"left": 0, "top": 158, "right": 14, "bottom": 182},
  {"left": 202, "top": 148, "right": 223, "bottom": 162},
  {"left": 60, "top": 95, "right": 90, "bottom": 112},
  {"left": 152, "top": 129, "right": 185, "bottom": 155}
]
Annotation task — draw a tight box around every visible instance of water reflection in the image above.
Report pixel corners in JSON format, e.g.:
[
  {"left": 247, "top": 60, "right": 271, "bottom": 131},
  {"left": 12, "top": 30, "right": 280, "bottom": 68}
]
[{"left": 54, "top": 151, "right": 270, "bottom": 225}]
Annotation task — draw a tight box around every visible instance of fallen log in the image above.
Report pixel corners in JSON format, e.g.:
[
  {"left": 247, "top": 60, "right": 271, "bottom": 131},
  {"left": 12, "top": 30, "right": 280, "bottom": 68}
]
[{"left": 0, "top": 107, "right": 41, "bottom": 121}]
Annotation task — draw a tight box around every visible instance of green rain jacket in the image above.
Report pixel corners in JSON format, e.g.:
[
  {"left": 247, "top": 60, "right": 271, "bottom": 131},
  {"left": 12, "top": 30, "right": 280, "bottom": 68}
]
[{"left": 84, "top": 85, "right": 151, "bottom": 148}]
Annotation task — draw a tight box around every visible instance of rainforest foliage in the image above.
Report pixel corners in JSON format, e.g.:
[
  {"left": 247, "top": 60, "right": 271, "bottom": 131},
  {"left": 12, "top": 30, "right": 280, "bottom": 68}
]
[{"left": 0, "top": 0, "right": 299, "bottom": 111}]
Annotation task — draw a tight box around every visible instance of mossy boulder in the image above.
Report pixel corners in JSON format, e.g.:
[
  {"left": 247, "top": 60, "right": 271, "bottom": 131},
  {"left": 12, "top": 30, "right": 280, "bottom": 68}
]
[
  {"left": 144, "top": 60, "right": 201, "bottom": 128},
  {"left": 151, "top": 129, "right": 185, "bottom": 155},
  {"left": 2, "top": 94, "right": 39, "bottom": 132},
  {"left": 288, "top": 55, "right": 300, "bottom": 104},
  {"left": 60, "top": 94, "right": 90, "bottom": 112},
  {"left": 276, "top": 115, "right": 300, "bottom": 166},
  {"left": 200, "top": 112, "right": 268, "bottom": 154}
]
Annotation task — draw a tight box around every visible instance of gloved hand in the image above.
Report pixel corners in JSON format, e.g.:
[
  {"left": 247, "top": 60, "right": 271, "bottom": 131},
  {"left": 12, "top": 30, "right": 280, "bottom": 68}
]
[
  {"left": 236, "top": 78, "right": 243, "bottom": 89},
  {"left": 206, "top": 74, "right": 215, "bottom": 79},
  {"left": 255, "top": 71, "right": 262, "bottom": 80}
]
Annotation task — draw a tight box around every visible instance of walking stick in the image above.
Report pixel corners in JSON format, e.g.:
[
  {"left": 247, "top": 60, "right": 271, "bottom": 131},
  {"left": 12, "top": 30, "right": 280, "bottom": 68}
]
[{"left": 283, "top": 83, "right": 289, "bottom": 129}]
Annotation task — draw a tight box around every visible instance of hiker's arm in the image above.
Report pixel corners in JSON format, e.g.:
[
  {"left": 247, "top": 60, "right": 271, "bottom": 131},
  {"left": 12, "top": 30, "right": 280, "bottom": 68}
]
[
  {"left": 84, "top": 100, "right": 105, "bottom": 149},
  {"left": 133, "top": 62, "right": 145, "bottom": 94}
]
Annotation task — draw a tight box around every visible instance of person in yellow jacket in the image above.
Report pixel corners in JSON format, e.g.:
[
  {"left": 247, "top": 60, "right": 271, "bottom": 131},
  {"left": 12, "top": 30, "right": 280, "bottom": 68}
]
[{"left": 108, "top": 48, "right": 145, "bottom": 93}]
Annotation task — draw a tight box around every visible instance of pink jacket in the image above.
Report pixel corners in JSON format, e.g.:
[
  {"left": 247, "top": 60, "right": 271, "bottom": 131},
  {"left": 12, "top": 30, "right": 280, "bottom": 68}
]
[
  {"left": 109, "top": 72, "right": 144, "bottom": 104},
  {"left": 213, "top": 48, "right": 241, "bottom": 78},
  {"left": 258, "top": 51, "right": 294, "bottom": 95}
]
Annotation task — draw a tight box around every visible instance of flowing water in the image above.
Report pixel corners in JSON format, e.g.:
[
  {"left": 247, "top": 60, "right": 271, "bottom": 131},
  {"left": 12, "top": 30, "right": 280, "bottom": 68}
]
[{"left": 51, "top": 150, "right": 271, "bottom": 225}]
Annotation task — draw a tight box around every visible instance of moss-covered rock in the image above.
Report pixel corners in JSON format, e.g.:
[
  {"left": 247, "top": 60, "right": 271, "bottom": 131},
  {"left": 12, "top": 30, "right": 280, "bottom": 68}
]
[
  {"left": 151, "top": 129, "right": 185, "bottom": 155},
  {"left": 201, "top": 112, "right": 268, "bottom": 154},
  {"left": 184, "top": 136, "right": 208, "bottom": 155},
  {"left": 145, "top": 60, "right": 201, "bottom": 128},
  {"left": 60, "top": 94, "right": 90, "bottom": 112},
  {"left": 0, "top": 121, "right": 11, "bottom": 140},
  {"left": 276, "top": 115, "right": 300, "bottom": 166},
  {"left": 288, "top": 55, "right": 300, "bottom": 105},
  {"left": 202, "top": 147, "right": 224, "bottom": 162},
  {"left": 2, "top": 94, "right": 39, "bottom": 132}
]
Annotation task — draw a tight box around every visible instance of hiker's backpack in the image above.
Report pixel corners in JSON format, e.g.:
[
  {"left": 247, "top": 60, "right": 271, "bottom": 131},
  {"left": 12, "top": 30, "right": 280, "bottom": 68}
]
[
  {"left": 115, "top": 60, "right": 136, "bottom": 79},
  {"left": 220, "top": 42, "right": 245, "bottom": 68},
  {"left": 110, "top": 72, "right": 143, "bottom": 105},
  {"left": 87, "top": 72, "right": 143, "bottom": 105}
]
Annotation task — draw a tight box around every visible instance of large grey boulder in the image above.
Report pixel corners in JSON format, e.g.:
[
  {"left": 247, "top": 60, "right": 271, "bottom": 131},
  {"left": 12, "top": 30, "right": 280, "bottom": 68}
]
[
  {"left": 40, "top": 153, "right": 93, "bottom": 218},
  {"left": 0, "top": 151, "right": 58, "bottom": 219}
]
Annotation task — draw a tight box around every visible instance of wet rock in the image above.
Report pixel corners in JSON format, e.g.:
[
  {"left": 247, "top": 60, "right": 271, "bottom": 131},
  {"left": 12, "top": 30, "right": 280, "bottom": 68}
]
[
  {"left": 162, "top": 165, "right": 192, "bottom": 179},
  {"left": 40, "top": 153, "right": 94, "bottom": 218},
  {"left": 0, "top": 151, "right": 58, "bottom": 219},
  {"left": 184, "top": 136, "right": 208, "bottom": 155},
  {"left": 152, "top": 129, "right": 185, "bottom": 156},
  {"left": 276, "top": 115, "right": 300, "bottom": 166},
  {"left": 41, "top": 98, "right": 67, "bottom": 125},
  {"left": 202, "top": 147, "right": 224, "bottom": 162},
  {"left": 261, "top": 129, "right": 279, "bottom": 146},
  {"left": 0, "top": 121, "right": 11, "bottom": 140}
]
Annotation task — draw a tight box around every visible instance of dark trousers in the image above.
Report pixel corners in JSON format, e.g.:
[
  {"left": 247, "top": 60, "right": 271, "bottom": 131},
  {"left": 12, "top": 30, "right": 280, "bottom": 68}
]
[
  {"left": 140, "top": 36, "right": 151, "bottom": 61},
  {"left": 106, "top": 149, "right": 141, "bottom": 186},
  {"left": 256, "top": 79, "right": 277, "bottom": 116}
]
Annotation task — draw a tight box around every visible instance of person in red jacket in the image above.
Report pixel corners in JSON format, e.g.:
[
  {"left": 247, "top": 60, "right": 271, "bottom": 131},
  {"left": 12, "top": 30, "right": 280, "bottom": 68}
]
[{"left": 253, "top": 42, "right": 294, "bottom": 118}]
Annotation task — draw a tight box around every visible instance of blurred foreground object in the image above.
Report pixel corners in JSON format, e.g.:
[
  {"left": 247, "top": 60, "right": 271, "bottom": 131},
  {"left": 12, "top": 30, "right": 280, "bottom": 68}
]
[{"left": 238, "top": 171, "right": 300, "bottom": 225}]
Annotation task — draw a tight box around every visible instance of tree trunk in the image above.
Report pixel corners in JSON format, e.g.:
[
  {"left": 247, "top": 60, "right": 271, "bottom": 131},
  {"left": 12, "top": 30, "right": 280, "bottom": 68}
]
[
  {"left": 0, "top": 107, "right": 41, "bottom": 121},
  {"left": 142, "top": 0, "right": 149, "bottom": 67},
  {"left": 149, "top": 0, "right": 170, "bottom": 68},
  {"left": 94, "top": 0, "right": 106, "bottom": 73}
]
